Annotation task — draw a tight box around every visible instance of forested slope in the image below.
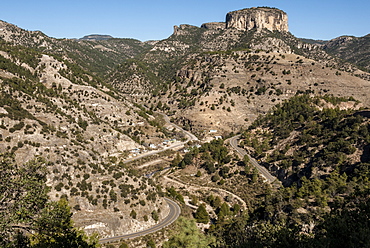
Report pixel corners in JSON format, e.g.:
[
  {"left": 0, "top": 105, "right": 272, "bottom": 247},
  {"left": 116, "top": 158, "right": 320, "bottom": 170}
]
[{"left": 210, "top": 94, "right": 370, "bottom": 247}]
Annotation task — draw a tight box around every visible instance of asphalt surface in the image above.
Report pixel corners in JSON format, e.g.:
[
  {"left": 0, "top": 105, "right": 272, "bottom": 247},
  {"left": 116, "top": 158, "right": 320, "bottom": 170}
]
[
  {"left": 99, "top": 114, "right": 191, "bottom": 244},
  {"left": 229, "top": 135, "right": 279, "bottom": 185},
  {"left": 99, "top": 198, "right": 181, "bottom": 244}
]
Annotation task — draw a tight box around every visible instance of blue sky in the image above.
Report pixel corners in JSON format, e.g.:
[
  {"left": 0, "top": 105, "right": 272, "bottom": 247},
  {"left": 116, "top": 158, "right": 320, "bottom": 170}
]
[{"left": 2, "top": 0, "right": 369, "bottom": 41}]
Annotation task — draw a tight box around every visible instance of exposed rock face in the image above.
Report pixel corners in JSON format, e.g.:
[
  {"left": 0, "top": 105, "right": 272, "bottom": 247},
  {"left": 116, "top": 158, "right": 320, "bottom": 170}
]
[
  {"left": 173, "top": 24, "right": 198, "bottom": 36},
  {"left": 80, "top": 34, "right": 114, "bottom": 41},
  {"left": 226, "top": 7, "right": 288, "bottom": 32},
  {"left": 323, "top": 36, "right": 355, "bottom": 49},
  {"left": 201, "top": 22, "right": 226, "bottom": 30}
]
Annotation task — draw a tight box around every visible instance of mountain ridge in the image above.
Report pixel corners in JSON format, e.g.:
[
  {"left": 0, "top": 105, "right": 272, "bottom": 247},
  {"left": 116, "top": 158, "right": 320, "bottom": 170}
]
[
  {"left": 80, "top": 34, "right": 114, "bottom": 41},
  {"left": 1, "top": 6, "right": 370, "bottom": 246},
  {"left": 106, "top": 7, "right": 370, "bottom": 136}
]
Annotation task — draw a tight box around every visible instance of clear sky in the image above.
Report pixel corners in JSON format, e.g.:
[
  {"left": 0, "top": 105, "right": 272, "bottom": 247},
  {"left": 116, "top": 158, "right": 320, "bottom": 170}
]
[{"left": 2, "top": 0, "right": 369, "bottom": 41}]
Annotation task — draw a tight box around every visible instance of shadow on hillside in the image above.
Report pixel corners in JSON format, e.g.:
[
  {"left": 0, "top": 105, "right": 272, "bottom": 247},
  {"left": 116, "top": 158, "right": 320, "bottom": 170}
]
[{"left": 354, "top": 110, "right": 370, "bottom": 118}]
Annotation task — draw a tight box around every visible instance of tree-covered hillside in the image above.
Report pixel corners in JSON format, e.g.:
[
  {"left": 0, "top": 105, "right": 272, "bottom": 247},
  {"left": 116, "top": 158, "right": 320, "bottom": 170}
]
[
  {"left": 1, "top": 8, "right": 370, "bottom": 247},
  {"left": 0, "top": 20, "right": 153, "bottom": 78},
  {"left": 324, "top": 34, "right": 370, "bottom": 72},
  {"left": 243, "top": 94, "right": 369, "bottom": 186},
  {"left": 162, "top": 95, "right": 370, "bottom": 247},
  {"left": 208, "top": 94, "right": 370, "bottom": 247}
]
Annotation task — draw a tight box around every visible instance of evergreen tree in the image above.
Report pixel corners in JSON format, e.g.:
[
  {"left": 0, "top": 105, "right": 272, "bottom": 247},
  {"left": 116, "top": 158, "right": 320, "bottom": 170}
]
[
  {"left": 171, "top": 153, "right": 182, "bottom": 167},
  {"left": 217, "top": 202, "right": 230, "bottom": 220},
  {"left": 195, "top": 204, "right": 210, "bottom": 224},
  {"left": 252, "top": 167, "right": 258, "bottom": 183},
  {"left": 32, "top": 199, "right": 98, "bottom": 247},
  {"left": 163, "top": 217, "right": 214, "bottom": 248},
  {"left": 0, "top": 154, "right": 48, "bottom": 246},
  {"left": 211, "top": 196, "right": 222, "bottom": 209},
  {"left": 0, "top": 153, "right": 97, "bottom": 247}
]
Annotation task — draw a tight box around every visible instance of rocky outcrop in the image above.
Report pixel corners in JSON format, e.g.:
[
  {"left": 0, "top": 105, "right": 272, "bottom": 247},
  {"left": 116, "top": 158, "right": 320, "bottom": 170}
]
[
  {"left": 173, "top": 24, "right": 198, "bottom": 36},
  {"left": 201, "top": 22, "right": 226, "bottom": 30},
  {"left": 173, "top": 7, "right": 288, "bottom": 34},
  {"left": 226, "top": 7, "right": 288, "bottom": 32},
  {"left": 80, "top": 34, "right": 114, "bottom": 41},
  {"left": 323, "top": 36, "right": 355, "bottom": 49}
]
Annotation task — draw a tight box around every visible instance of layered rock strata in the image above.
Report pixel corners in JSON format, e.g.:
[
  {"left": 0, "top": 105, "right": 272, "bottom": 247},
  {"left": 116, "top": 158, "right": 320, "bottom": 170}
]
[{"left": 225, "top": 7, "right": 288, "bottom": 32}]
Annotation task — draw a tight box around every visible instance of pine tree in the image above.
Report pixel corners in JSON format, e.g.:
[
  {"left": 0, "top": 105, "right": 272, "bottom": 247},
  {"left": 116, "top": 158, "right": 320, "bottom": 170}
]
[
  {"left": 217, "top": 202, "right": 230, "bottom": 220},
  {"left": 195, "top": 204, "right": 209, "bottom": 224}
]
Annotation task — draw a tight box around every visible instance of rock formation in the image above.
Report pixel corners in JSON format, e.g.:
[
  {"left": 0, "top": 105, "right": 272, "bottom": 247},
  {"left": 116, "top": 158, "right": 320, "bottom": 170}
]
[
  {"left": 172, "top": 7, "right": 290, "bottom": 39},
  {"left": 225, "top": 7, "right": 288, "bottom": 32},
  {"left": 173, "top": 24, "right": 198, "bottom": 35},
  {"left": 80, "top": 34, "right": 114, "bottom": 41},
  {"left": 323, "top": 36, "right": 354, "bottom": 49},
  {"left": 201, "top": 22, "right": 226, "bottom": 30}
]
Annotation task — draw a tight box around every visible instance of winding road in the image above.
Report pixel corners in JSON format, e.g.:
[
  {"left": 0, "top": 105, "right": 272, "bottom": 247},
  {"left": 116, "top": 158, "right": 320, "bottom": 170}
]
[
  {"left": 100, "top": 119, "right": 277, "bottom": 244},
  {"left": 99, "top": 113, "right": 197, "bottom": 244},
  {"left": 99, "top": 198, "right": 181, "bottom": 244},
  {"left": 229, "top": 135, "right": 279, "bottom": 185}
]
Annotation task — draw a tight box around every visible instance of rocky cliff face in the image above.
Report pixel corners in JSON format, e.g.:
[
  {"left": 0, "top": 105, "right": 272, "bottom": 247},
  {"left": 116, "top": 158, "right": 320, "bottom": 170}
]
[
  {"left": 173, "top": 24, "right": 198, "bottom": 36},
  {"left": 201, "top": 22, "right": 226, "bottom": 30},
  {"left": 80, "top": 34, "right": 114, "bottom": 41},
  {"left": 225, "top": 7, "right": 288, "bottom": 32}
]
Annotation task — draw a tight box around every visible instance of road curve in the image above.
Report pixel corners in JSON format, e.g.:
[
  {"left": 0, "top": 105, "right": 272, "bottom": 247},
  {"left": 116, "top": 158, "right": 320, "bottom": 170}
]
[
  {"left": 99, "top": 198, "right": 181, "bottom": 244},
  {"left": 229, "top": 135, "right": 279, "bottom": 185}
]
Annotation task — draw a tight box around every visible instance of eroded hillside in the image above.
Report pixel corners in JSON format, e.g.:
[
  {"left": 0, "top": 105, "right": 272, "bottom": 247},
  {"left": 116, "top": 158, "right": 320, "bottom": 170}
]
[
  {"left": 0, "top": 40, "right": 169, "bottom": 238},
  {"left": 1, "top": 5, "right": 370, "bottom": 247},
  {"left": 107, "top": 8, "right": 370, "bottom": 138}
]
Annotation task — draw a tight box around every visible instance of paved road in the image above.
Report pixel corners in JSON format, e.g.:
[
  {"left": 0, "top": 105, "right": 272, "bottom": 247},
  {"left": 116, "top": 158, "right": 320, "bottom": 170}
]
[
  {"left": 99, "top": 198, "right": 181, "bottom": 244},
  {"left": 99, "top": 114, "right": 192, "bottom": 244},
  {"left": 229, "top": 135, "right": 279, "bottom": 185}
]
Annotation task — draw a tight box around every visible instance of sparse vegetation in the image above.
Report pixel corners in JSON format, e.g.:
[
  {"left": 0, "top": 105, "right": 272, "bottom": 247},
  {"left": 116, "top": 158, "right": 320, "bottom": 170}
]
[{"left": 1, "top": 8, "right": 370, "bottom": 247}]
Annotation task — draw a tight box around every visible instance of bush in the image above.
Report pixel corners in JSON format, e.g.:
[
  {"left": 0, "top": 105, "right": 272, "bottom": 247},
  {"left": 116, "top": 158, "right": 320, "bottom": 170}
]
[
  {"left": 130, "top": 210, "right": 137, "bottom": 219},
  {"left": 211, "top": 175, "right": 220, "bottom": 182},
  {"left": 54, "top": 182, "right": 64, "bottom": 191},
  {"left": 194, "top": 204, "right": 209, "bottom": 224},
  {"left": 152, "top": 210, "right": 159, "bottom": 222}
]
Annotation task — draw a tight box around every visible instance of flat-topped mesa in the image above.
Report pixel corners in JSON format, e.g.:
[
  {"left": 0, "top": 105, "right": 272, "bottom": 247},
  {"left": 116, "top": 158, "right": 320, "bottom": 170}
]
[
  {"left": 173, "top": 7, "right": 288, "bottom": 36},
  {"left": 225, "top": 7, "right": 288, "bottom": 32}
]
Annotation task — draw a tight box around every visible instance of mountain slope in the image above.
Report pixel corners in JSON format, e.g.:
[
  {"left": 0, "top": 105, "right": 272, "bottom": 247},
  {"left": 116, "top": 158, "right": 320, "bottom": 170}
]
[
  {"left": 1, "top": 6, "right": 370, "bottom": 244},
  {"left": 107, "top": 8, "right": 370, "bottom": 138},
  {"left": 323, "top": 34, "right": 370, "bottom": 72},
  {"left": 241, "top": 94, "right": 370, "bottom": 186},
  {"left": 0, "top": 20, "right": 153, "bottom": 77},
  {"left": 0, "top": 39, "right": 169, "bottom": 238}
]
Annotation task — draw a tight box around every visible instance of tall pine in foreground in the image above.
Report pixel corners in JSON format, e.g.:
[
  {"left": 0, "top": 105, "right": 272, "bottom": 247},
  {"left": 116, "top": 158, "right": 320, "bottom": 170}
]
[{"left": 0, "top": 153, "right": 98, "bottom": 248}]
